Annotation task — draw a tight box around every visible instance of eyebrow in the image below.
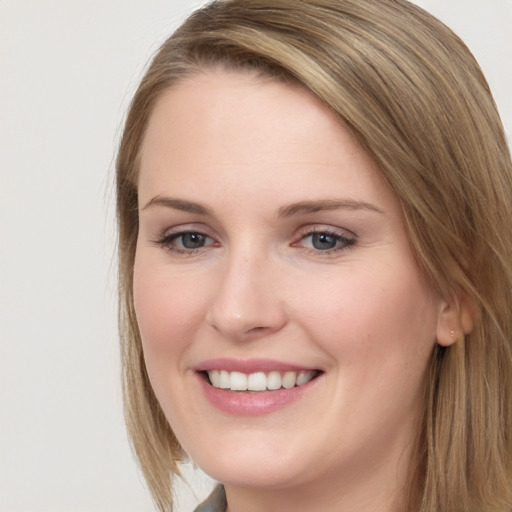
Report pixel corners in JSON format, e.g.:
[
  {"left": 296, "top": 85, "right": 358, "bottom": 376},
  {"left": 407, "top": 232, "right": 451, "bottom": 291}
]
[
  {"left": 141, "top": 196, "right": 213, "bottom": 215},
  {"left": 141, "top": 196, "right": 383, "bottom": 217},
  {"left": 277, "top": 199, "right": 384, "bottom": 217}
]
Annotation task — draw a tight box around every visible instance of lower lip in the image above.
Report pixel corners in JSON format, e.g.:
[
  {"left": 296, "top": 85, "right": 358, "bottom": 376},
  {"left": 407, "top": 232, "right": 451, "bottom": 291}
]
[{"left": 198, "top": 373, "right": 319, "bottom": 416}]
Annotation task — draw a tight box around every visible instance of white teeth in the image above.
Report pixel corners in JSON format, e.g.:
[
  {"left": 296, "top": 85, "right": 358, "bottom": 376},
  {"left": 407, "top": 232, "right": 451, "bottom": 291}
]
[
  {"left": 247, "top": 372, "right": 267, "bottom": 391},
  {"left": 282, "top": 371, "right": 296, "bottom": 389},
  {"left": 219, "top": 370, "right": 230, "bottom": 389},
  {"left": 230, "top": 371, "right": 247, "bottom": 391},
  {"left": 267, "top": 371, "right": 282, "bottom": 390},
  {"left": 206, "top": 369, "right": 316, "bottom": 391},
  {"left": 296, "top": 371, "right": 312, "bottom": 386},
  {"left": 209, "top": 369, "right": 220, "bottom": 387}
]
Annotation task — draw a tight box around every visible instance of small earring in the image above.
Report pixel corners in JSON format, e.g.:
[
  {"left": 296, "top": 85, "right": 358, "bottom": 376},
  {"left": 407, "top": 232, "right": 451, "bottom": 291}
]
[{"left": 450, "top": 330, "right": 455, "bottom": 338}]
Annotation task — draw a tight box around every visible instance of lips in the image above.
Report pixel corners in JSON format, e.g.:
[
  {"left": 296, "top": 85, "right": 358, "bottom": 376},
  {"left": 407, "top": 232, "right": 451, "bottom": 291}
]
[{"left": 195, "top": 359, "right": 322, "bottom": 415}]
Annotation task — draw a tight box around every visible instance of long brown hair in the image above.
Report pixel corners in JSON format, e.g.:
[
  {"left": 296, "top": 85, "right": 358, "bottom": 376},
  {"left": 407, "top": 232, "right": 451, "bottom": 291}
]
[{"left": 116, "top": 1, "right": 512, "bottom": 510}]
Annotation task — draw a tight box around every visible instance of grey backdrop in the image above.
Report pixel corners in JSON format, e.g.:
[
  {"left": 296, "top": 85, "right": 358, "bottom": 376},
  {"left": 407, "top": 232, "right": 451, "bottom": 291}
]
[{"left": 1, "top": 1, "right": 510, "bottom": 510}]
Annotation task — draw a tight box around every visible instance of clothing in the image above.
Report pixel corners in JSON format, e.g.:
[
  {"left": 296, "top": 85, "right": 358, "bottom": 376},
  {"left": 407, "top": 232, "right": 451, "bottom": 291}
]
[{"left": 193, "top": 485, "right": 227, "bottom": 512}]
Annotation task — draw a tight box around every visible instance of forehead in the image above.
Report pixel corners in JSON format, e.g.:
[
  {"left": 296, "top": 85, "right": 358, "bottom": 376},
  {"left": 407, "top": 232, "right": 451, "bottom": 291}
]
[
  {"left": 137, "top": 68, "right": 395, "bottom": 214},
  {"left": 142, "top": 68, "right": 354, "bottom": 150},
  {"left": 139, "top": 68, "right": 342, "bottom": 163}
]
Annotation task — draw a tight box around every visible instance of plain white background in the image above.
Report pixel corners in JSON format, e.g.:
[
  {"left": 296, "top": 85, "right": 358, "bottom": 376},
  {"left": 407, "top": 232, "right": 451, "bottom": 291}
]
[{"left": 0, "top": 1, "right": 510, "bottom": 511}]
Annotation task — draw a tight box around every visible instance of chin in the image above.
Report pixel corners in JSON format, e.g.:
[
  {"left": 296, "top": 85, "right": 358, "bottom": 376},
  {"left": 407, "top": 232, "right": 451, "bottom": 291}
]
[
  {"left": 202, "top": 459, "right": 305, "bottom": 490},
  {"left": 187, "top": 436, "right": 312, "bottom": 490}
]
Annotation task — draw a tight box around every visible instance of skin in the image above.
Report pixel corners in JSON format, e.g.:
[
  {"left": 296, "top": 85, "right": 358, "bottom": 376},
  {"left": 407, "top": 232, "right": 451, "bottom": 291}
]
[{"left": 134, "top": 68, "right": 456, "bottom": 512}]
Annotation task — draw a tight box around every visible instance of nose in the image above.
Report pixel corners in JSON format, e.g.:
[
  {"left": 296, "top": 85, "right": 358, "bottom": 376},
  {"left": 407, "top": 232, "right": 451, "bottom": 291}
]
[{"left": 206, "top": 249, "right": 288, "bottom": 341}]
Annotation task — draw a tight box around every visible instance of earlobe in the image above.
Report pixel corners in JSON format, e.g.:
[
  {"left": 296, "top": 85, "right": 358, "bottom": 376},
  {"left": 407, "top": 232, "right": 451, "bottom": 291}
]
[{"left": 436, "top": 294, "right": 475, "bottom": 347}]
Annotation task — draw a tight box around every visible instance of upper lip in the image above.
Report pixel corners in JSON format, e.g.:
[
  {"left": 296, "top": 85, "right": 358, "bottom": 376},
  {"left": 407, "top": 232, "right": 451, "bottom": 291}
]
[{"left": 195, "top": 358, "right": 319, "bottom": 373}]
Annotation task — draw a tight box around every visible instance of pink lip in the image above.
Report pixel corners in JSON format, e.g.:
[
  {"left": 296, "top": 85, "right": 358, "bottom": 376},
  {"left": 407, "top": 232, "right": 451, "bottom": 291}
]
[
  {"left": 195, "top": 358, "right": 316, "bottom": 373},
  {"left": 194, "top": 363, "right": 322, "bottom": 416}
]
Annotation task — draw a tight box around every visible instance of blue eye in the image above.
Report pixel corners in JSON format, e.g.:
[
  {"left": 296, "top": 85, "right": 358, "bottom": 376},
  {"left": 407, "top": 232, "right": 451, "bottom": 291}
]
[
  {"left": 299, "top": 230, "right": 356, "bottom": 253},
  {"left": 177, "top": 232, "right": 209, "bottom": 249},
  {"left": 154, "top": 230, "right": 215, "bottom": 253},
  {"left": 310, "top": 232, "right": 339, "bottom": 250}
]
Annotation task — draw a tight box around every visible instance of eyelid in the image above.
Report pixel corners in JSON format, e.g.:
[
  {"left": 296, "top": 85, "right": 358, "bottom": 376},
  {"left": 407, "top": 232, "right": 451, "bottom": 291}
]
[
  {"left": 295, "top": 224, "right": 356, "bottom": 240},
  {"left": 151, "top": 224, "right": 219, "bottom": 254},
  {"left": 291, "top": 224, "right": 357, "bottom": 255},
  {"left": 149, "top": 222, "right": 356, "bottom": 256},
  {"left": 155, "top": 222, "right": 214, "bottom": 239}
]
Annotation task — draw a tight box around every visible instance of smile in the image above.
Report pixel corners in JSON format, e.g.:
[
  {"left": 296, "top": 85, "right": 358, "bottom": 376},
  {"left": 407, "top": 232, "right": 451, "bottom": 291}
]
[
  {"left": 195, "top": 359, "right": 323, "bottom": 415},
  {"left": 206, "top": 370, "right": 318, "bottom": 392}
]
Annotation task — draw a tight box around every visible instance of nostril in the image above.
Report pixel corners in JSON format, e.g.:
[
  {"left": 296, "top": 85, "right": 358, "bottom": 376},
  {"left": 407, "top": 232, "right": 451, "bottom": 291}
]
[{"left": 206, "top": 298, "right": 288, "bottom": 339}]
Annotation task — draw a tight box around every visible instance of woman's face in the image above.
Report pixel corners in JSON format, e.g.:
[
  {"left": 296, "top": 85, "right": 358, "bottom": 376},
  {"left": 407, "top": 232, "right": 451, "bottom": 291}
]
[{"left": 134, "top": 69, "right": 444, "bottom": 498}]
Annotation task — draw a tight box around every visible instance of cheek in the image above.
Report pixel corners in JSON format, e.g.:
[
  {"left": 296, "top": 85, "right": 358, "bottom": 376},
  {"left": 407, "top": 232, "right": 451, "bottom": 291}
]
[
  {"left": 293, "top": 260, "right": 439, "bottom": 367},
  {"left": 292, "top": 262, "right": 439, "bottom": 444},
  {"left": 133, "top": 260, "right": 210, "bottom": 366}
]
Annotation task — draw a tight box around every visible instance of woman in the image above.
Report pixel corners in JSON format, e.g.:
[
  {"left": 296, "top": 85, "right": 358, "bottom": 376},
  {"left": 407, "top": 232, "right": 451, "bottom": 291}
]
[{"left": 116, "top": 1, "right": 512, "bottom": 511}]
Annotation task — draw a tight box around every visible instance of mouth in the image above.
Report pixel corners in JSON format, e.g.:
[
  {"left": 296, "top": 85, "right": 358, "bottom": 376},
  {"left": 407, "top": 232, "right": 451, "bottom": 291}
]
[
  {"left": 203, "top": 369, "right": 322, "bottom": 392},
  {"left": 196, "top": 360, "right": 324, "bottom": 415}
]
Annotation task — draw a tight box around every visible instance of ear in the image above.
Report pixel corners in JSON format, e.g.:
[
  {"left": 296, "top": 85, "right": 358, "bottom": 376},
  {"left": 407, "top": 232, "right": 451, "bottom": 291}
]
[{"left": 436, "top": 293, "right": 475, "bottom": 346}]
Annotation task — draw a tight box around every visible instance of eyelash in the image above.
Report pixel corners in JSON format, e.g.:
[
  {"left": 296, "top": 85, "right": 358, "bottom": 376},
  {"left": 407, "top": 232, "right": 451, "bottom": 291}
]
[
  {"left": 152, "top": 227, "right": 357, "bottom": 256},
  {"left": 152, "top": 229, "right": 217, "bottom": 255},
  {"left": 292, "top": 227, "right": 356, "bottom": 256}
]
